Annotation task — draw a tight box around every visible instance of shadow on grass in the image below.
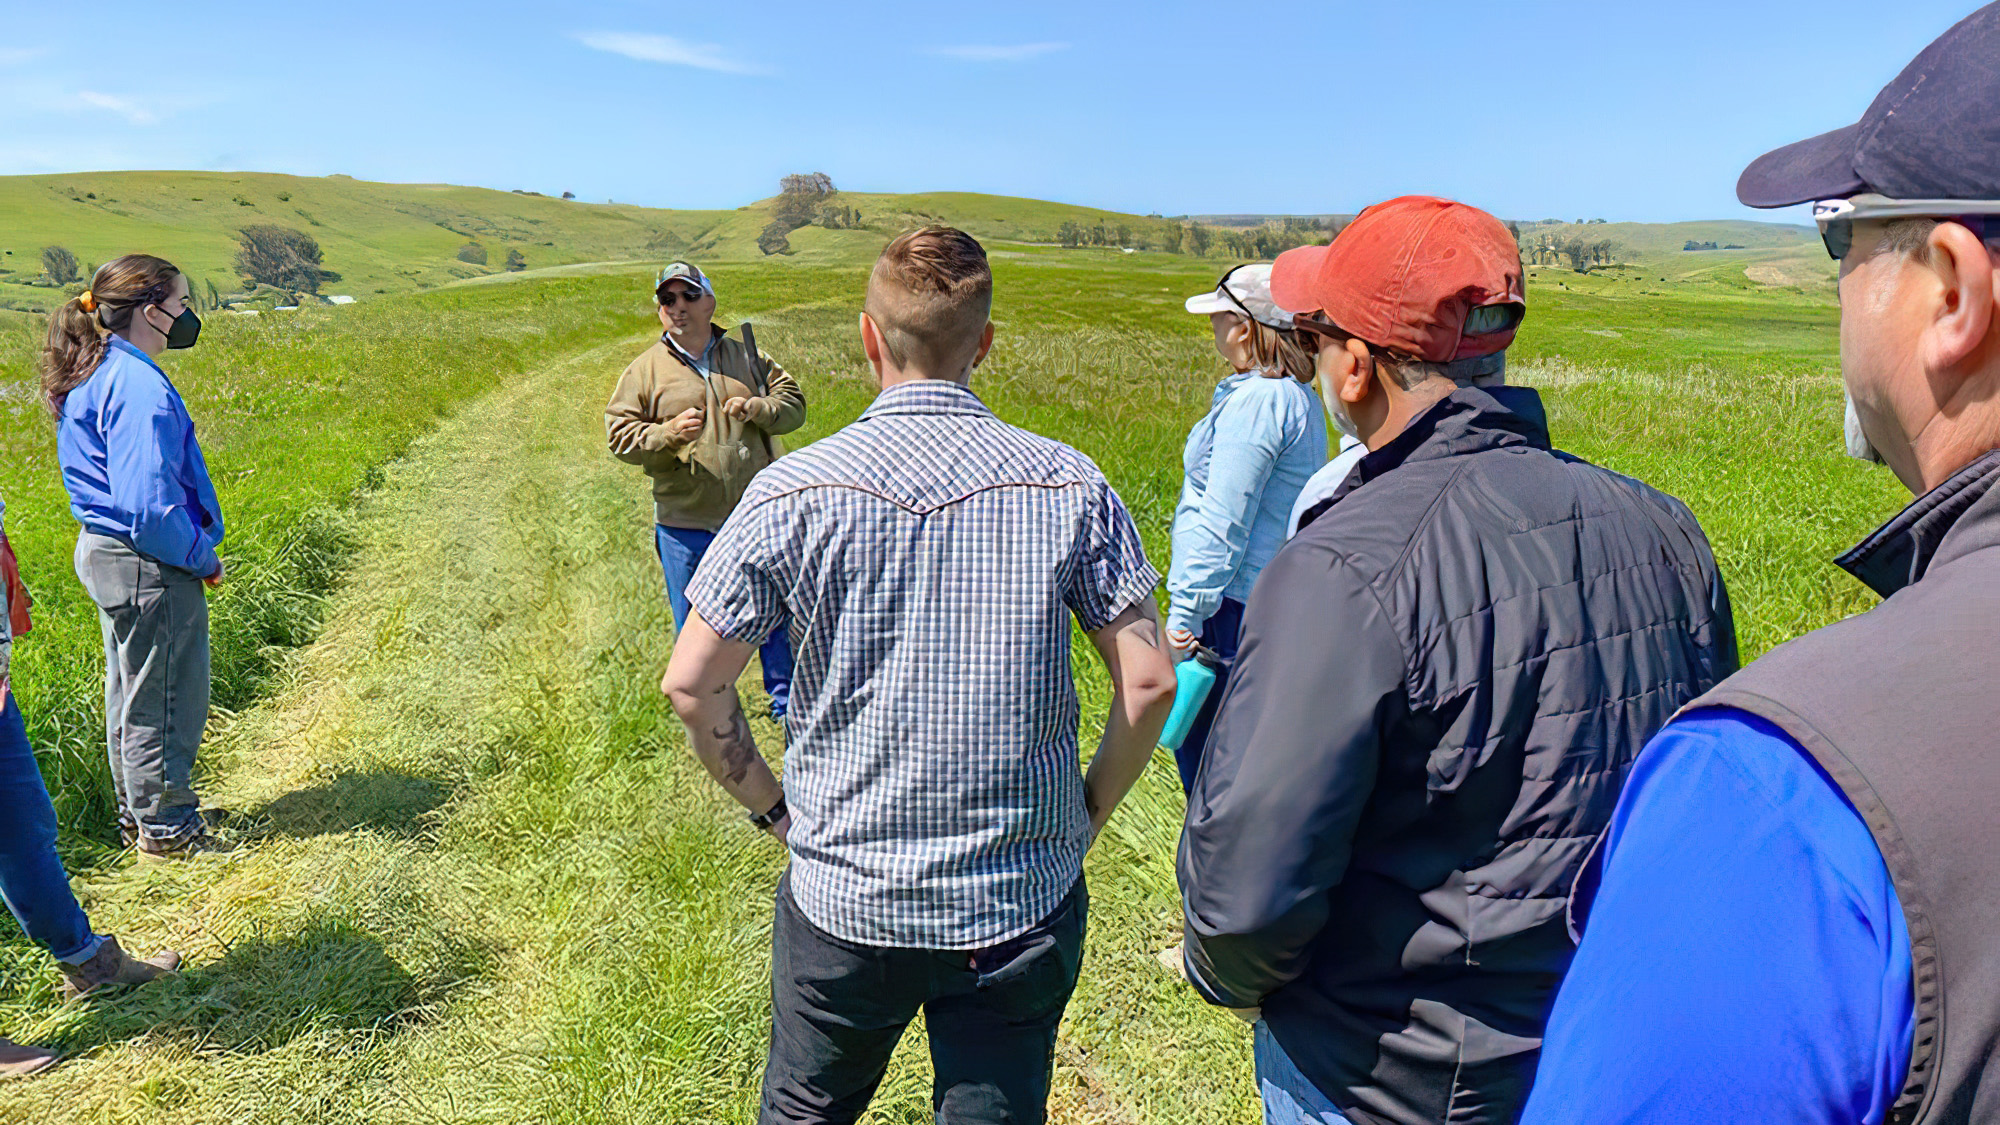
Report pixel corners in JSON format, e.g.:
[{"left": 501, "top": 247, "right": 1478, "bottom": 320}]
[
  {"left": 249, "top": 770, "right": 450, "bottom": 839},
  {"left": 50, "top": 918, "right": 477, "bottom": 1056}
]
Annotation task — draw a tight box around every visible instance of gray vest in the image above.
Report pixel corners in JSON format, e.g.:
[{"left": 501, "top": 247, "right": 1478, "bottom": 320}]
[{"left": 1688, "top": 451, "right": 2000, "bottom": 1125}]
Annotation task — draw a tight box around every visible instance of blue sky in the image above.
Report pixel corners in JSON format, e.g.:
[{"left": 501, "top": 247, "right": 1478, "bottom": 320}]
[{"left": 0, "top": 0, "right": 1981, "bottom": 224}]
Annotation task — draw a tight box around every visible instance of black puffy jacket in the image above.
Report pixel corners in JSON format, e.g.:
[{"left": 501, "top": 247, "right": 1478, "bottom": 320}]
[{"left": 1179, "top": 385, "right": 1736, "bottom": 1125}]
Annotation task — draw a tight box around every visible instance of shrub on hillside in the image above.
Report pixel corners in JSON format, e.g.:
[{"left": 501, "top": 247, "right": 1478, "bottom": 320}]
[
  {"left": 41, "top": 245, "right": 80, "bottom": 285},
  {"left": 757, "top": 222, "right": 794, "bottom": 257},
  {"left": 505, "top": 249, "right": 526, "bottom": 272},
  {"left": 236, "top": 225, "right": 330, "bottom": 294},
  {"left": 457, "top": 242, "right": 488, "bottom": 265}
]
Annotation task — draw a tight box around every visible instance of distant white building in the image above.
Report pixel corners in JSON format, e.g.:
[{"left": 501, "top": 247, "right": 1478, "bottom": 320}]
[{"left": 328, "top": 295, "right": 356, "bottom": 305}]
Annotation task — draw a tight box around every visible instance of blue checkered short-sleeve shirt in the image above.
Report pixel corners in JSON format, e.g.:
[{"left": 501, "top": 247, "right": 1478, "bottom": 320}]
[{"left": 687, "top": 381, "right": 1161, "bottom": 949}]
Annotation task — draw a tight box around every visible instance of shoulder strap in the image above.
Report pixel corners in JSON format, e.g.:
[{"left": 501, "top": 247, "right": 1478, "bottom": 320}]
[{"left": 739, "top": 322, "right": 769, "bottom": 397}]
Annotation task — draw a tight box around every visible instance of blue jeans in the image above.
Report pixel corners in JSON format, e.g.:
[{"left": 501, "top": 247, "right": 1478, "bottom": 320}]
[
  {"left": 1173, "top": 596, "right": 1244, "bottom": 795},
  {"left": 0, "top": 694, "right": 103, "bottom": 965},
  {"left": 1256, "top": 1021, "right": 1351, "bottom": 1125},
  {"left": 655, "top": 526, "right": 794, "bottom": 717}
]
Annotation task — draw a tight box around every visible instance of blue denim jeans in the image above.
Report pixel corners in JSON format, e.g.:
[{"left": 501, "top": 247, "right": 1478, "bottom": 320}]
[
  {"left": 0, "top": 694, "right": 103, "bottom": 965},
  {"left": 655, "top": 525, "right": 794, "bottom": 716},
  {"left": 1255, "top": 1021, "right": 1351, "bottom": 1125}
]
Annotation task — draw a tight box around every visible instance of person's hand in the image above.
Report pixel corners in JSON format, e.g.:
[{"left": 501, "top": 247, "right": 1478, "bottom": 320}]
[
  {"left": 1167, "top": 627, "right": 1197, "bottom": 661},
  {"left": 203, "top": 559, "right": 225, "bottom": 589},
  {"left": 766, "top": 811, "right": 791, "bottom": 844},
  {"left": 668, "top": 406, "right": 705, "bottom": 442},
  {"left": 722, "top": 396, "right": 759, "bottom": 421}
]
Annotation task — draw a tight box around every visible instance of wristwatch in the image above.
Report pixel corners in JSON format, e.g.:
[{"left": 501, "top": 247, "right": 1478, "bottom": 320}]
[{"left": 749, "top": 796, "right": 788, "bottom": 831}]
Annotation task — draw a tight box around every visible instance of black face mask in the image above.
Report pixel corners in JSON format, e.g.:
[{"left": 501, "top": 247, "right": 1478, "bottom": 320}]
[{"left": 155, "top": 305, "right": 201, "bottom": 349}]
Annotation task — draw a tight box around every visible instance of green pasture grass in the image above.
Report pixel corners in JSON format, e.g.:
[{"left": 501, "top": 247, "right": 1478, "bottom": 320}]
[{"left": 0, "top": 251, "right": 1915, "bottom": 1123}]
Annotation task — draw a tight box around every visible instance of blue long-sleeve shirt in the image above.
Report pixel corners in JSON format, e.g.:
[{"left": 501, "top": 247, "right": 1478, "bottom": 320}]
[
  {"left": 1166, "top": 371, "right": 1326, "bottom": 639},
  {"left": 57, "top": 335, "right": 224, "bottom": 576},
  {"left": 1522, "top": 708, "right": 1914, "bottom": 1124}
]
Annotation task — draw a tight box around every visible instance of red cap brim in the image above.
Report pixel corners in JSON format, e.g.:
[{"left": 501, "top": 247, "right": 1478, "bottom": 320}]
[{"left": 1270, "top": 244, "right": 1329, "bottom": 314}]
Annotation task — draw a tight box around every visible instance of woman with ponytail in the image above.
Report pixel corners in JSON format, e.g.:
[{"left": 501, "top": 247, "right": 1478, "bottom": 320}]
[{"left": 44, "top": 254, "right": 230, "bottom": 860}]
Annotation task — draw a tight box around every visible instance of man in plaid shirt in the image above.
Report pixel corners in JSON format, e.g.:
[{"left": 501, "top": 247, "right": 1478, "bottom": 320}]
[{"left": 662, "top": 226, "right": 1177, "bottom": 1125}]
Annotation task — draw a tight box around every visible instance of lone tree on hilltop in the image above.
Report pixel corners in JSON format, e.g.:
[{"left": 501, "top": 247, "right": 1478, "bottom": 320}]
[
  {"left": 775, "top": 172, "right": 836, "bottom": 229},
  {"left": 41, "top": 245, "right": 80, "bottom": 285},
  {"left": 457, "top": 242, "right": 488, "bottom": 265},
  {"left": 236, "top": 225, "right": 329, "bottom": 293},
  {"left": 505, "top": 248, "right": 526, "bottom": 272},
  {"left": 761, "top": 173, "right": 837, "bottom": 255}
]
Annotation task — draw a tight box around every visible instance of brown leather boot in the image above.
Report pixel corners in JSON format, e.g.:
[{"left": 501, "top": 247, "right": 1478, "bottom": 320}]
[
  {"left": 59, "top": 936, "right": 182, "bottom": 1001},
  {"left": 136, "top": 829, "right": 234, "bottom": 863},
  {"left": 0, "top": 1039, "right": 58, "bottom": 1080}
]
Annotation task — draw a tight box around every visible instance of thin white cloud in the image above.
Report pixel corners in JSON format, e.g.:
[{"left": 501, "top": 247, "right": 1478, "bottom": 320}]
[
  {"left": 75, "top": 90, "right": 157, "bottom": 125},
  {"left": 572, "top": 31, "right": 768, "bottom": 76},
  {"left": 927, "top": 42, "right": 1070, "bottom": 63}
]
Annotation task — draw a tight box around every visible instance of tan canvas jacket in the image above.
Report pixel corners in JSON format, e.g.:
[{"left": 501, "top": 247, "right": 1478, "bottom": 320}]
[{"left": 605, "top": 328, "right": 808, "bottom": 531}]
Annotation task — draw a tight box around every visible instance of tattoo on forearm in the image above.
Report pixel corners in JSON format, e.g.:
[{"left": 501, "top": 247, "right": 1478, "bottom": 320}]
[{"left": 711, "top": 705, "right": 759, "bottom": 785}]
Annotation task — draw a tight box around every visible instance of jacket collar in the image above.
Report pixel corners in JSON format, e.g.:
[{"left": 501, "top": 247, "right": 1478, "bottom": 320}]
[
  {"left": 860, "top": 380, "right": 994, "bottom": 420},
  {"left": 1350, "top": 384, "right": 1550, "bottom": 485},
  {"left": 104, "top": 334, "right": 166, "bottom": 376},
  {"left": 1837, "top": 450, "right": 2000, "bottom": 598},
  {"left": 661, "top": 324, "right": 724, "bottom": 371},
  {"left": 1291, "top": 385, "right": 1550, "bottom": 533}
]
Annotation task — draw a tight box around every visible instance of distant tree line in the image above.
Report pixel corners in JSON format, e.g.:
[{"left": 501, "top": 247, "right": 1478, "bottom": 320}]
[
  {"left": 1520, "top": 227, "right": 1625, "bottom": 273},
  {"left": 1682, "top": 240, "right": 1745, "bottom": 251}
]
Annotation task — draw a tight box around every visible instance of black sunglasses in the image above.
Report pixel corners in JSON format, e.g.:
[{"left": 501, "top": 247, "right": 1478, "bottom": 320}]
[
  {"left": 1815, "top": 200, "right": 1999, "bottom": 261},
  {"left": 658, "top": 286, "right": 706, "bottom": 307}
]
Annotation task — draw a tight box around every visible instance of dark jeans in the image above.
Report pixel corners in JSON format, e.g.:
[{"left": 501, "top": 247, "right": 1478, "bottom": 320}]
[
  {"left": 654, "top": 525, "right": 794, "bottom": 716},
  {"left": 0, "top": 694, "right": 101, "bottom": 964},
  {"left": 74, "top": 532, "right": 209, "bottom": 843},
  {"left": 760, "top": 874, "right": 1088, "bottom": 1125},
  {"left": 1173, "top": 595, "right": 1244, "bottom": 794}
]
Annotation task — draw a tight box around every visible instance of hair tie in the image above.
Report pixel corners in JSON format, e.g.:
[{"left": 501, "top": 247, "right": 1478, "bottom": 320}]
[{"left": 76, "top": 290, "right": 96, "bottom": 313}]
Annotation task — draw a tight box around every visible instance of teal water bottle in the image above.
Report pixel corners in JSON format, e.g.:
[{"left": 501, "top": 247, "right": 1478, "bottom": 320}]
[{"left": 1158, "top": 646, "right": 1224, "bottom": 752}]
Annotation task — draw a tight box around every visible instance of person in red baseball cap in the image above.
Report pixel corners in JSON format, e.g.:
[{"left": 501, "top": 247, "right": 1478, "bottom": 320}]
[{"left": 1175, "top": 195, "right": 1736, "bottom": 1125}]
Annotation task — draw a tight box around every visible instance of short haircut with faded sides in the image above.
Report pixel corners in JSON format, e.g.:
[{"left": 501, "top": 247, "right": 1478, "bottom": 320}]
[{"left": 866, "top": 226, "right": 993, "bottom": 375}]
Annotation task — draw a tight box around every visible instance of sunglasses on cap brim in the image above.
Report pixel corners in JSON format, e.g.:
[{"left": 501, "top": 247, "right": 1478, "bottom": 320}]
[
  {"left": 1814, "top": 194, "right": 2000, "bottom": 261},
  {"left": 1291, "top": 305, "right": 1522, "bottom": 353},
  {"left": 1208, "top": 264, "right": 1259, "bottom": 322}
]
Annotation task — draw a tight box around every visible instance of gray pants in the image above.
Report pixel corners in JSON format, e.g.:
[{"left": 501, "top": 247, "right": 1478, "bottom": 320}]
[{"left": 74, "top": 532, "right": 210, "bottom": 842}]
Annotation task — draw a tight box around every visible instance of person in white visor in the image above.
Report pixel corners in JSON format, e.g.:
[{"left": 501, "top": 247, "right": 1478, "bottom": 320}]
[{"left": 1166, "top": 263, "right": 1328, "bottom": 794}]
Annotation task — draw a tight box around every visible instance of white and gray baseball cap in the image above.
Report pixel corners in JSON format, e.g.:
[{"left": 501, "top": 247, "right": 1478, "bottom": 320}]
[
  {"left": 1184, "top": 262, "right": 1296, "bottom": 330},
  {"left": 654, "top": 261, "right": 714, "bottom": 301}
]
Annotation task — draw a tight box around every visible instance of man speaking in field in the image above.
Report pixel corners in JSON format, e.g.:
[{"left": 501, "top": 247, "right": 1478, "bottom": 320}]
[
  {"left": 1525, "top": 6, "right": 2000, "bottom": 1122},
  {"left": 661, "top": 227, "right": 1175, "bottom": 1124},
  {"left": 606, "top": 262, "right": 805, "bottom": 717},
  {"left": 1175, "top": 196, "right": 1737, "bottom": 1125}
]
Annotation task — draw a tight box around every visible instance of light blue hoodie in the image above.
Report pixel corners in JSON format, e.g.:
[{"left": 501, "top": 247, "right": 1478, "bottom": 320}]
[{"left": 1167, "top": 370, "right": 1328, "bottom": 639}]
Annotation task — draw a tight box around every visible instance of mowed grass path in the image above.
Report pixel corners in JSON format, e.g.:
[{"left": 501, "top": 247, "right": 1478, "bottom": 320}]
[
  {"left": 0, "top": 254, "right": 1912, "bottom": 1124},
  {"left": 0, "top": 303, "right": 1249, "bottom": 1123}
]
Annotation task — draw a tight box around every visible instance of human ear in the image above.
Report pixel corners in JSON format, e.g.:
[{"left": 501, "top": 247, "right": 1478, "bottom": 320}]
[
  {"left": 971, "top": 320, "right": 996, "bottom": 369},
  {"left": 1919, "top": 222, "right": 1999, "bottom": 376},
  {"left": 1339, "top": 337, "right": 1374, "bottom": 404},
  {"left": 859, "top": 312, "right": 887, "bottom": 379}
]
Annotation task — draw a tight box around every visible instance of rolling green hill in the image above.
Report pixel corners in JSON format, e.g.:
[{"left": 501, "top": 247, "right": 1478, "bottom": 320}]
[
  {"left": 0, "top": 172, "right": 1186, "bottom": 312},
  {"left": 0, "top": 169, "right": 1837, "bottom": 316}
]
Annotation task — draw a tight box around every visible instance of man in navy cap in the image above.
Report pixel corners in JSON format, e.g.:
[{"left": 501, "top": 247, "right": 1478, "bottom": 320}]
[{"left": 1523, "top": 6, "right": 2000, "bottom": 1123}]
